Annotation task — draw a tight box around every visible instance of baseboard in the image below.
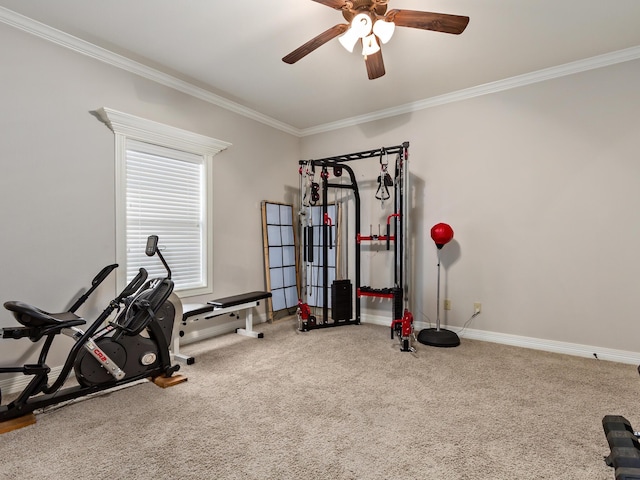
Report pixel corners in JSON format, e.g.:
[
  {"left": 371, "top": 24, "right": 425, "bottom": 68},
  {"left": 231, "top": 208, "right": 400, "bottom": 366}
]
[
  {"left": 456, "top": 327, "right": 640, "bottom": 365},
  {"left": 362, "top": 313, "right": 640, "bottom": 365}
]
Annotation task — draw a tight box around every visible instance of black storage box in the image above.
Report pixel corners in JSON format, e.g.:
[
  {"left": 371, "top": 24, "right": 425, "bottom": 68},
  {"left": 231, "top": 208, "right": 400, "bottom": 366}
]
[{"left": 331, "top": 279, "right": 353, "bottom": 321}]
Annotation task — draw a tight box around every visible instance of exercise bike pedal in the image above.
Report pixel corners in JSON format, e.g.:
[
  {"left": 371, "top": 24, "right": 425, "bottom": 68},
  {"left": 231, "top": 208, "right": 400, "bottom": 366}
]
[{"left": 23, "top": 364, "right": 51, "bottom": 376}]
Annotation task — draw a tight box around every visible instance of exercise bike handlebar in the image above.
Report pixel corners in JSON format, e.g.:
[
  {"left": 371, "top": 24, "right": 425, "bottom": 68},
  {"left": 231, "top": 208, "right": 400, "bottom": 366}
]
[
  {"left": 68, "top": 263, "right": 119, "bottom": 313},
  {"left": 92, "top": 263, "right": 119, "bottom": 286},
  {"left": 118, "top": 268, "right": 148, "bottom": 300}
]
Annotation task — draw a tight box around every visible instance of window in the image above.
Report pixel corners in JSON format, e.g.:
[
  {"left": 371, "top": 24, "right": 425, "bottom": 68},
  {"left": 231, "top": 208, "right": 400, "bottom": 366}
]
[
  {"left": 125, "top": 140, "right": 205, "bottom": 290},
  {"left": 95, "top": 107, "right": 231, "bottom": 296}
]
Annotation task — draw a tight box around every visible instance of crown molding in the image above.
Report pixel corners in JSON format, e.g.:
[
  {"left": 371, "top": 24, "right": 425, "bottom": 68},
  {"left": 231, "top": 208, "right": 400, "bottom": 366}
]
[
  {"left": 301, "top": 44, "right": 640, "bottom": 136},
  {"left": 0, "top": 6, "right": 302, "bottom": 137},
  {"left": 2, "top": 6, "right": 640, "bottom": 139}
]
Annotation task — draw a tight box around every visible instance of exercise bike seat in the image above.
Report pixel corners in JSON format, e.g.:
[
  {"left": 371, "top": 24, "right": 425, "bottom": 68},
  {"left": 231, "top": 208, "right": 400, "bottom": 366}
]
[{"left": 4, "top": 301, "right": 86, "bottom": 329}]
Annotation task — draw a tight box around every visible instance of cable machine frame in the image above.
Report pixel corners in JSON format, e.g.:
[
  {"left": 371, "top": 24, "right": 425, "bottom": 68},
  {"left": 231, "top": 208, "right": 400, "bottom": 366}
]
[{"left": 297, "top": 142, "right": 414, "bottom": 350}]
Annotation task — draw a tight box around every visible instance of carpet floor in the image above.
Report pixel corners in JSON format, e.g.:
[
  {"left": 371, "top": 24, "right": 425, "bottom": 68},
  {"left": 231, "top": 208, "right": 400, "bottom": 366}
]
[{"left": 1, "top": 319, "right": 638, "bottom": 479}]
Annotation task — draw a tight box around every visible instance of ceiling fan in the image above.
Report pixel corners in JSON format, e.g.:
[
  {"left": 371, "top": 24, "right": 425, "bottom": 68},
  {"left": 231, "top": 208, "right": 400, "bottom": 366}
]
[{"left": 282, "top": 0, "right": 469, "bottom": 80}]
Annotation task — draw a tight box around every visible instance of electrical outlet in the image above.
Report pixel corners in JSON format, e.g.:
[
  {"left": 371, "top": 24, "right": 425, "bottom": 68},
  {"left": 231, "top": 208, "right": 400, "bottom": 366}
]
[
  {"left": 474, "top": 303, "right": 482, "bottom": 314},
  {"left": 444, "top": 299, "right": 452, "bottom": 310}
]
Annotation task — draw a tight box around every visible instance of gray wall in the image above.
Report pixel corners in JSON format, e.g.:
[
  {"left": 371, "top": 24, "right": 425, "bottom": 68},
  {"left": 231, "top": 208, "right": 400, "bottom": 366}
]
[
  {"left": 0, "top": 23, "right": 300, "bottom": 366},
  {"left": 2, "top": 17, "right": 640, "bottom": 371},
  {"left": 300, "top": 58, "right": 640, "bottom": 354}
]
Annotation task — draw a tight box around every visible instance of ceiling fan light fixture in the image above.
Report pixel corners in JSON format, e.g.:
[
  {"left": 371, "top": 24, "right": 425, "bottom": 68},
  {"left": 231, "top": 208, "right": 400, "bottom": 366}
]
[
  {"left": 282, "top": 1, "right": 470, "bottom": 80},
  {"left": 361, "top": 34, "right": 380, "bottom": 56},
  {"left": 372, "top": 19, "right": 395, "bottom": 44},
  {"left": 350, "top": 12, "right": 373, "bottom": 38},
  {"left": 338, "top": 27, "right": 360, "bottom": 53}
]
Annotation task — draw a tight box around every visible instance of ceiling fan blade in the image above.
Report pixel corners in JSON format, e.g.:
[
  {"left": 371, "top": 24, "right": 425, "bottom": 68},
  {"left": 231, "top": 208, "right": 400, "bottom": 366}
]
[
  {"left": 312, "top": 0, "right": 347, "bottom": 9},
  {"left": 364, "top": 49, "right": 385, "bottom": 80},
  {"left": 282, "top": 24, "right": 349, "bottom": 64},
  {"left": 386, "top": 10, "right": 469, "bottom": 34}
]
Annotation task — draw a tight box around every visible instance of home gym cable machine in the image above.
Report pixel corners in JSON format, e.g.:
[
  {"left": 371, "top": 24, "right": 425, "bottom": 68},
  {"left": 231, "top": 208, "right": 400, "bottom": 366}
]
[{"left": 296, "top": 142, "right": 415, "bottom": 351}]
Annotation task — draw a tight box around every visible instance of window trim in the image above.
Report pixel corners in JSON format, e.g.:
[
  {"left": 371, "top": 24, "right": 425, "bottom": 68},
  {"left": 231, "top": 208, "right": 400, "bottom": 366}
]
[{"left": 95, "top": 107, "right": 231, "bottom": 297}]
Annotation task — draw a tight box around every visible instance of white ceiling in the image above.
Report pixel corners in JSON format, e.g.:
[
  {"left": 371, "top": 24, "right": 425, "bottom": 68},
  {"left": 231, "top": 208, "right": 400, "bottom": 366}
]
[{"left": 2, "top": 0, "right": 640, "bottom": 133}]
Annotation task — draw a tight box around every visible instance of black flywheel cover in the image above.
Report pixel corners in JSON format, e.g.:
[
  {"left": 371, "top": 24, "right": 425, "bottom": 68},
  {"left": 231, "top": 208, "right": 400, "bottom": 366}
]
[{"left": 74, "top": 338, "right": 127, "bottom": 387}]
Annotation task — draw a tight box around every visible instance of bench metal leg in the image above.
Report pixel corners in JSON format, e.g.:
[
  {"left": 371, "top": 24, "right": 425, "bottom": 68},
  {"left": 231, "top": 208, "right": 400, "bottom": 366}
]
[
  {"left": 236, "top": 310, "right": 264, "bottom": 339},
  {"left": 172, "top": 334, "right": 195, "bottom": 365}
]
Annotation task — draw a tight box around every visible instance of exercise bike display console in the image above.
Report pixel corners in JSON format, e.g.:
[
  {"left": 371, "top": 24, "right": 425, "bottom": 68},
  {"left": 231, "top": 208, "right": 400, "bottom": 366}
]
[{"left": 0, "top": 235, "right": 185, "bottom": 431}]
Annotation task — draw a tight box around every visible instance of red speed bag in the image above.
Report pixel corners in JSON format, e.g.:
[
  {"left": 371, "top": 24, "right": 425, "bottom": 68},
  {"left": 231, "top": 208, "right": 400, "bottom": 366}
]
[{"left": 431, "top": 223, "right": 454, "bottom": 249}]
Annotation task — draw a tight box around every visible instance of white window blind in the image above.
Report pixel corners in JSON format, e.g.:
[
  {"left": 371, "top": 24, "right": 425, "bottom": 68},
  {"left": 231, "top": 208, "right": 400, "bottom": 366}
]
[{"left": 126, "top": 139, "right": 205, "bottom": 291}]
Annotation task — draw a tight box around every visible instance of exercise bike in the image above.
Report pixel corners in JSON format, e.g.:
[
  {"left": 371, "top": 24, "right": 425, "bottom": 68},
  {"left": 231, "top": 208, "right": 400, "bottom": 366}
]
[{"left": 0, "top": 235, "right": 183, "bottom": 426}]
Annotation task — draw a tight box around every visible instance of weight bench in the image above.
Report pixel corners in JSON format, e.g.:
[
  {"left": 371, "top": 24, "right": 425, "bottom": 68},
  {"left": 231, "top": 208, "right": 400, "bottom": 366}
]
[{"left": 172, "top": 291, "right": 271, "bottom": 365}]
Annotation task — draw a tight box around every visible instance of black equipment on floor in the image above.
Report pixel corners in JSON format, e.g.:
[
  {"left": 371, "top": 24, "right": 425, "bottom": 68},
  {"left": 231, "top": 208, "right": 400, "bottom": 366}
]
[
  {"left": 0, "top": 235, "right": 182, "bottom": 425},
  {"left": 602, "top": 415, "right": 640, "bottom": 479},
  {"left": 331, "top": 279, "right": 353, "bottom": 322}
]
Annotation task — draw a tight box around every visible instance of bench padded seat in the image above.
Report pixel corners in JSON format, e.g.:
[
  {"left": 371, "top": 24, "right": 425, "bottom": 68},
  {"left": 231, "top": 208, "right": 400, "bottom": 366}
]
[{"left": 207, "top": 291, "right": 271, "bottom": 308}]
